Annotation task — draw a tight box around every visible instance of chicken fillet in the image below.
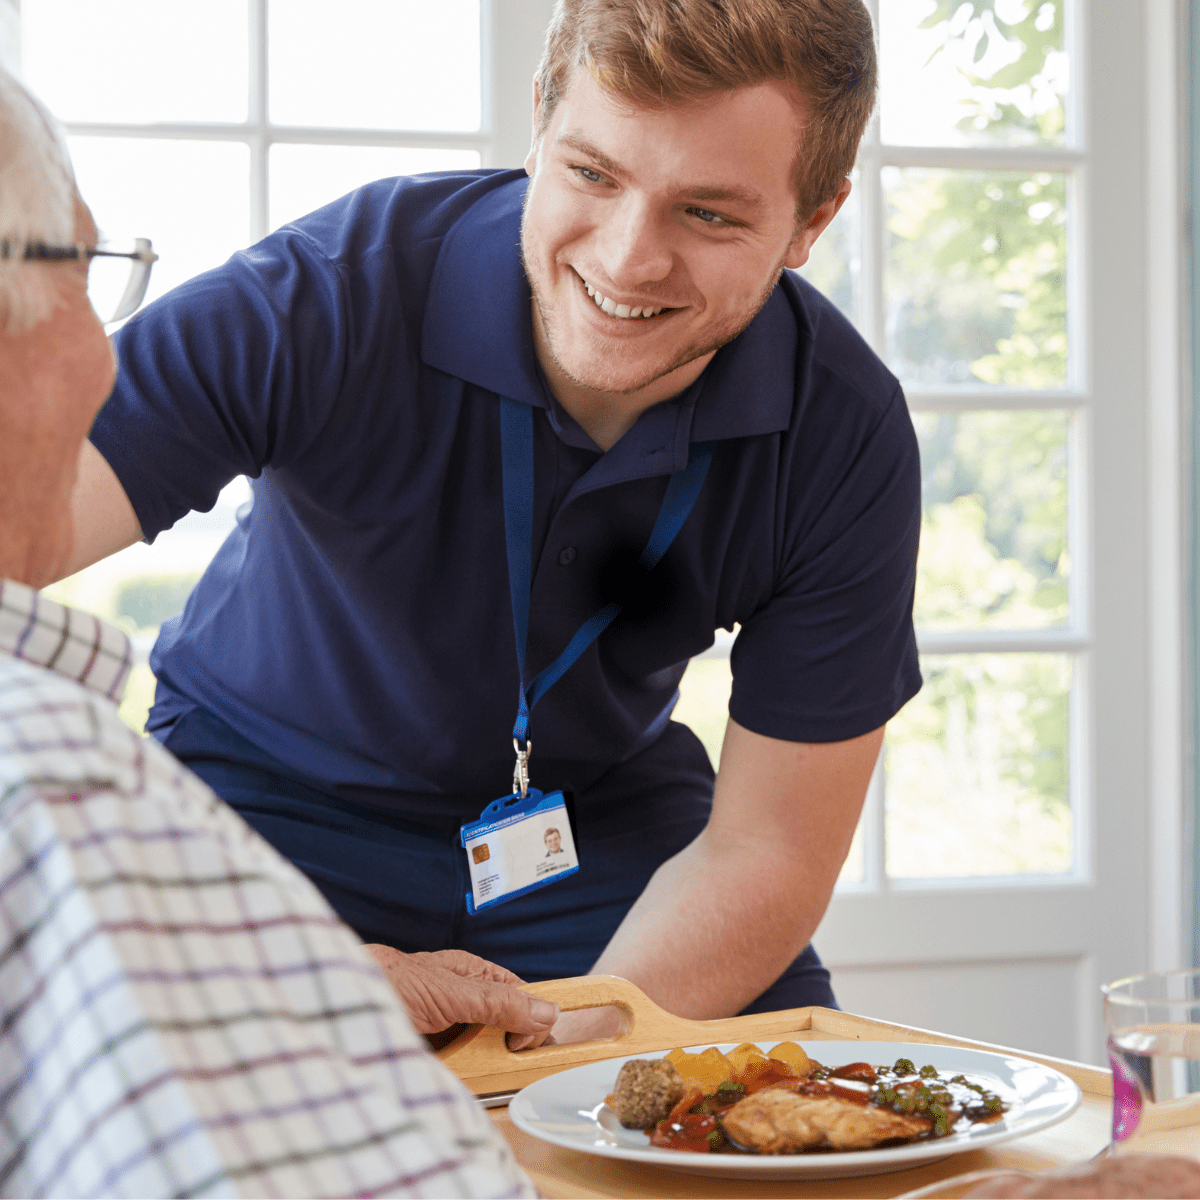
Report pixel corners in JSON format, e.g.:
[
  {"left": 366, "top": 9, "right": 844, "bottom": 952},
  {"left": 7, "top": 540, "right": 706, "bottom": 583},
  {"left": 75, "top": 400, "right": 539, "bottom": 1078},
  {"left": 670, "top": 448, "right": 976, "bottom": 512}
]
[{"left": 722, "top": 1088, "right": 932, "bottom": 1153}]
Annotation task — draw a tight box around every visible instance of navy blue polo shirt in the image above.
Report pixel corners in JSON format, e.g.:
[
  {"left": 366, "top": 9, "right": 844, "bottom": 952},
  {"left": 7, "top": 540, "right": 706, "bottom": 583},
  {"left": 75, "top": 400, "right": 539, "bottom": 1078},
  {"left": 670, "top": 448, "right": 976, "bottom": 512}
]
[{"left": 91, "top": 169, "right": 922, "bottom": 814}]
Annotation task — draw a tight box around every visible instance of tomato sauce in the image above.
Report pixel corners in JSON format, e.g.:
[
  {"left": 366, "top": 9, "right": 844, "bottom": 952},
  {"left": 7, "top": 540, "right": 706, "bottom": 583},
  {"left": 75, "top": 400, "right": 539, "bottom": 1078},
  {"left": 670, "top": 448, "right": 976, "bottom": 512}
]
[
  {"left": 643, "top": 1057, "right": 1009, "bottom": 1155},
  {"left": 649, "top": 1111, "right": 724, "bottom": 1152}
]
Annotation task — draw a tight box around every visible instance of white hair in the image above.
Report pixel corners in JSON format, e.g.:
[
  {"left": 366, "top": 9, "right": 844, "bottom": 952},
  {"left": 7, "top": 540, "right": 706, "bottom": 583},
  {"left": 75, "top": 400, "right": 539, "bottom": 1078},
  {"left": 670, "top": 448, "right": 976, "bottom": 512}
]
[{"left": 0, "top": 66, "right": 77, "bottom": 334}]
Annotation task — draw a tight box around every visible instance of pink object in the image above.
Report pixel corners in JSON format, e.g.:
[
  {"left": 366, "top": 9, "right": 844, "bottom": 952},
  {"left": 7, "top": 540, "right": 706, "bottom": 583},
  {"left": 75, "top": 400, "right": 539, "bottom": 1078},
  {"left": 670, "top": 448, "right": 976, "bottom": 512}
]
[{"left": 1108, "top": 1039, "right": 1144, "bottom": 1141}]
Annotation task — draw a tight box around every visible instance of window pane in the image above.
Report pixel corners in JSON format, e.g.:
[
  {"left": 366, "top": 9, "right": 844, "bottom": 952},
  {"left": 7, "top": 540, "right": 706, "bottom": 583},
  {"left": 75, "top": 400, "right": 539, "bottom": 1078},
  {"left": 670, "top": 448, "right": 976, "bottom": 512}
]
[
  {"left": 269, "top": 144, "right": 482, "bottom": 232},
  {"left": 269, "top": 0, "right": 481, "bottom": 131},
  {"left": 838, "top": 811, "right": 867, "bottom": 886},
  {"left": 675, "top": 652, "right": 868, "bottom": 887},
  {"left": 69, "top": 138, "right": 250, "bottom": 309},
  {"left": 885, "top": 168, "right": 1067, "bottom": 388},
  {"left": 43, "top": 477, "right": 253, "bottom": 735},
  {"left": 674, "top": 656, "right": 731, "bottom": 770},
  {"left": 23, "top": 0, "right": 248, "bottom": 124},
  {"left": 885, "top": 653, "right": 1072, "bottom": 878},
  {"left": 797, "top": 169, "right": 860, "bottom": 328},
  {"left": 880, "top": 0, "right": 1069, "bottom": 148},
  {"left": 914, "top": 411, "right": 1069, "bottom": 630}
]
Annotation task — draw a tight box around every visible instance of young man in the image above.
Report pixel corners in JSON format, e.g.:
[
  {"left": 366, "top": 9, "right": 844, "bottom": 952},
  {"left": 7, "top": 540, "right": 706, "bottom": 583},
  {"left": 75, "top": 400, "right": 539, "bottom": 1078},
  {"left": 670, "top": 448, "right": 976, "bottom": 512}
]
[
  {"left": 0, "top": 67, "right": 535, "bottom": 1197},
  {"left": 66, "top": 0, "right": 921, "bottom": 1036}
]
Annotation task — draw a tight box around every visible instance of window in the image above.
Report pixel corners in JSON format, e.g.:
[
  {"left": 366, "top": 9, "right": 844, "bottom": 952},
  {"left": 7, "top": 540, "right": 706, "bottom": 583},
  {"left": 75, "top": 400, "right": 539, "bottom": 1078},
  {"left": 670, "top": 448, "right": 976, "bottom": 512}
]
[
  {"left": 24, "top": 0, "right": 517, "bottom": 731},
  {"left": 679, "top": 0, "right": 1079, "bottom": 885}
]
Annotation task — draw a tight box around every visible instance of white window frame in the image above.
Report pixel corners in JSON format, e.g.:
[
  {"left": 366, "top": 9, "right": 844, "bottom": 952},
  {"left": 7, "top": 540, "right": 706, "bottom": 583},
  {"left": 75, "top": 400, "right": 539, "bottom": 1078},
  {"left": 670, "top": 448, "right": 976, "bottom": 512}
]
[
  {"left": 831, "top": 0, "right": 1093, "bottom": 895},
  {"left": 28, "top": 0, "right": 553, "bottom": 246},
  {"left": 816, "top": 0, "right": 1190, "bottom": 1060}
]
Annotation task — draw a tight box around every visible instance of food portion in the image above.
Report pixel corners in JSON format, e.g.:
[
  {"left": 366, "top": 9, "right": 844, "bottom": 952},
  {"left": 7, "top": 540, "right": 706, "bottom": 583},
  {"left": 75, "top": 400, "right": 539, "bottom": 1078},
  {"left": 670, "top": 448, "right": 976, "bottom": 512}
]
[
  {"left": 612, "top": 1059, "right": 687, "bottom": 1129},
  {"left": 609, "top": 1044, "right": 1010, "bottom": 1156},
  {"left": 722, "top": 1088, "right": 932, "bottom": 1153}
]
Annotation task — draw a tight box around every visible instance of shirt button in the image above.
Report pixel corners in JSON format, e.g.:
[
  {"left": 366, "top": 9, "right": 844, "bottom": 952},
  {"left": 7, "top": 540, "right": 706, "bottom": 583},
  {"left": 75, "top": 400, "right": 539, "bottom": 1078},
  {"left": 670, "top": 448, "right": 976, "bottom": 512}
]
[{"left": 558, "top": 547, "right": 577, "bottom": 566}]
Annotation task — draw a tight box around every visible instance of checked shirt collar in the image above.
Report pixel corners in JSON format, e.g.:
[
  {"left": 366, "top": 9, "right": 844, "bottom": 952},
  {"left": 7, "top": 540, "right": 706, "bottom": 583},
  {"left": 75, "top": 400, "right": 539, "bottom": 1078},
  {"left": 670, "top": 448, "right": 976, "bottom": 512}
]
[{"left": 0, "top": 577, "right": 132, "bottom": 703}]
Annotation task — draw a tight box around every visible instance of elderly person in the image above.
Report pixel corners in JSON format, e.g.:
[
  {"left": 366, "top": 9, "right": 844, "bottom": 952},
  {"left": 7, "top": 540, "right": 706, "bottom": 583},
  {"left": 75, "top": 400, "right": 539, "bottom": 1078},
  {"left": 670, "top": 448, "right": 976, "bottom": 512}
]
[{"left": 0, "top": 66, "right": 536, "bottom": 1199}]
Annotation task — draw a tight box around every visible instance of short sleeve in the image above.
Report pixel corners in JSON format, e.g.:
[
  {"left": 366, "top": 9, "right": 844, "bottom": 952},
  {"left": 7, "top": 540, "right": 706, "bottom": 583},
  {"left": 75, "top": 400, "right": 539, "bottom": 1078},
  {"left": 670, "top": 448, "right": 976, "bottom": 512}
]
[
  {"left": 728, "top": 384, "right": 922, "bottom": 743},
  {"left": 90, "top": 227, "right": 349, "bottom": 541}
]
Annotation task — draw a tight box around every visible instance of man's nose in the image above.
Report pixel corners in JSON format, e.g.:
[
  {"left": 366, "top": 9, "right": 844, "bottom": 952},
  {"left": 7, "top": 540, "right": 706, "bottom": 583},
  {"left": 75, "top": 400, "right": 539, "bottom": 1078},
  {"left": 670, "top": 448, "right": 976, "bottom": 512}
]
[{"left": 595, "top": 197, "right": 673, "bottom": 289}]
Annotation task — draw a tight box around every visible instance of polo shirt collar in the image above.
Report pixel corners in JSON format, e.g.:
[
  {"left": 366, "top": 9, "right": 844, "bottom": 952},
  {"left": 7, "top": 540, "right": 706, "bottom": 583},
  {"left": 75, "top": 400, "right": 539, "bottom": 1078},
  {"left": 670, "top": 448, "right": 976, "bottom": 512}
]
[
  {"left": 422, "top": 173, "right": 548, "bottom": 412},
  {"left": 421, "top": 172, "right": 797, "bottom": 445}
]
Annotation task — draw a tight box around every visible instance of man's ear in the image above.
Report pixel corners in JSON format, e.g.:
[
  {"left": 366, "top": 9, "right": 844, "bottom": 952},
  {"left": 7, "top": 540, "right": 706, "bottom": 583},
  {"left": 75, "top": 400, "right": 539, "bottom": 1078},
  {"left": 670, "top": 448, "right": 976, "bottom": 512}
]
[
  {"left": 525, "top": 77, "right": 544, "bottom": 176},
  {"left": 784, "top": 177, "right": 853, "bottom": 270}
]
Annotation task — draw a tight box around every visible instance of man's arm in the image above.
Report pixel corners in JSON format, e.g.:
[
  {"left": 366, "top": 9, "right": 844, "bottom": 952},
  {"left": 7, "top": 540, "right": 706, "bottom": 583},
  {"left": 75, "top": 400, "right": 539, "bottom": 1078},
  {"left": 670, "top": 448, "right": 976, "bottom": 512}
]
[
  {"left": 571, "top": 716, "right": 881, "bottom": 1028},
  {"left": 62, "top": 439, "right": 143, "bottom": 577}
]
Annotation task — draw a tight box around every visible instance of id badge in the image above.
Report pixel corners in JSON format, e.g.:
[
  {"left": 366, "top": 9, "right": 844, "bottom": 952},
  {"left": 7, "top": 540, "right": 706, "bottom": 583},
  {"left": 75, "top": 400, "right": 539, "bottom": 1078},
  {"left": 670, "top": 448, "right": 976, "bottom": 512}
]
[{"left": 460, "top": 787, "right": 580, "bottom": 914}]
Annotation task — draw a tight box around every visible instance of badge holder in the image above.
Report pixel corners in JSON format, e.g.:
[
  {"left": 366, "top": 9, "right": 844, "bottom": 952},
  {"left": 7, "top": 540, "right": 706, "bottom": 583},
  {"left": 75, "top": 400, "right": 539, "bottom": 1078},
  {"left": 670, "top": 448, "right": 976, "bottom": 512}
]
[
  {"left": 461, "top": 396, "right": 713, "bottom": 915},
  {"left": 461, "top": 784, "right": 580, "bottom": 914}
]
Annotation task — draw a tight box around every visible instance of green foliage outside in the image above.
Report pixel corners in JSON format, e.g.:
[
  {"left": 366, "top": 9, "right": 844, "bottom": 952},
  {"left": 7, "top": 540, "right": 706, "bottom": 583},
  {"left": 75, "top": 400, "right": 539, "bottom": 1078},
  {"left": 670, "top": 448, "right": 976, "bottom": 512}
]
[
  {"left": 800, "top": 173, "right": 858, "bottom": 323},
  {"left": 885, "top": 1, "right": 1067, "bottom": 386},
  {"left": 916, "top": 0, "right": 1066, "bottom": 145},
  {"left": 119, "top": 662, "right": 159, "bottom": 736},
  {"left": 116, "top": 575, "right": 201, "bottom": 630},
  {"left": 886, "top": 654, "right": 1071, "bottom": 877},
  {"left": 885, "top": 2, "right": 1073, "bottom": 873},
  {"left": 915, "top": 410, "right": 1068, "bottom": 631},
  {"left": 886, "top": 166, "right": 1066, "bottom": 388}
]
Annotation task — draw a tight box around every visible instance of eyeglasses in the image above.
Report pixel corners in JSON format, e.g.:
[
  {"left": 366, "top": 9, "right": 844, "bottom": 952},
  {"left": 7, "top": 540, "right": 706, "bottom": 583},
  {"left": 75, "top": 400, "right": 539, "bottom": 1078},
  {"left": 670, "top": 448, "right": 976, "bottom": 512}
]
[{"left": 0, "top": 237, "right": 159, "bottom": 325}]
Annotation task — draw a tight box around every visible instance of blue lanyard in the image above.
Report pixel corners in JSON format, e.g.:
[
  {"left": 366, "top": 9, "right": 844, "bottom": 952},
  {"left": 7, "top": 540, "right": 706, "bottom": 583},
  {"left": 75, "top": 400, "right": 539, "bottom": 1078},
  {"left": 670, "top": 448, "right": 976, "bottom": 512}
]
[{"left": 499, "top": 395, "right": 714, "bottom": 795}]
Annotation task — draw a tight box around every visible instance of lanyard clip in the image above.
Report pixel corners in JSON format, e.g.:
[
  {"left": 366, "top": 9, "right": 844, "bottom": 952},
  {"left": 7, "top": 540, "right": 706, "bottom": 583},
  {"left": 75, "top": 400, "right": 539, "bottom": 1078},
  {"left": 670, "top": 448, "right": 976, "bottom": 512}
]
[{"left": 512, "top": 737, "right": 531, "bottom": 798}]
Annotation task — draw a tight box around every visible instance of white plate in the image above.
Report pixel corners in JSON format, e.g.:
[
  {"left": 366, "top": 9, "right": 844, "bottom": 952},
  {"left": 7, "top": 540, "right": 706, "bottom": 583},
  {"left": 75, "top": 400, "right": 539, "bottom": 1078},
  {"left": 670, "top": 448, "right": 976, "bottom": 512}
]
[{"left": 508, "top": 1040, "right": 1083, "bottom": 1181}]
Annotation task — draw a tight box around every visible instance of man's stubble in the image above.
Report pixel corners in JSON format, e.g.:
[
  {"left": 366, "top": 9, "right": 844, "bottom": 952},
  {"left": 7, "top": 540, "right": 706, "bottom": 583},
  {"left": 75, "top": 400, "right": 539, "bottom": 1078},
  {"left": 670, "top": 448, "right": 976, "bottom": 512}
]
[{"left": 520, "top": 218, "right": 791, "bottom": 400}]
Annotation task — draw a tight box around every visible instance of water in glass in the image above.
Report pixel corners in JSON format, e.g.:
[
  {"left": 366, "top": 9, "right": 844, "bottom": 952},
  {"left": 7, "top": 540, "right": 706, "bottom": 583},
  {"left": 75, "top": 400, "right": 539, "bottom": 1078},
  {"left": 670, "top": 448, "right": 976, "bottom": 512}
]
[{"left": 1104, "top": 972, "right": 1200, "bottom": 1154}]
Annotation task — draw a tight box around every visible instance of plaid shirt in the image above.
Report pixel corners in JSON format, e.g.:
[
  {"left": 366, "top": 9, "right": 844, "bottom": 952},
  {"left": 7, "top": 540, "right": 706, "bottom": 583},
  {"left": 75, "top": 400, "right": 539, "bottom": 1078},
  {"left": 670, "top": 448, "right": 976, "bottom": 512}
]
[{"left": 0, "top": 579, "right": 534, "bottom": 1199}]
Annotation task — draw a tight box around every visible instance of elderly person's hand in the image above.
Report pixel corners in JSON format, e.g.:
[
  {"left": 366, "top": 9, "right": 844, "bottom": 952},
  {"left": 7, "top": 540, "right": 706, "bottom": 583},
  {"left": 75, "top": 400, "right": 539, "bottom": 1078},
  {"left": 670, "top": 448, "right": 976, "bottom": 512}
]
[
  {"left": 365, "top": 945, "right": 559, "bottom": 1047},
  {"left": 965, "top": 1152, "right": 1200, "bottom": 1198}
]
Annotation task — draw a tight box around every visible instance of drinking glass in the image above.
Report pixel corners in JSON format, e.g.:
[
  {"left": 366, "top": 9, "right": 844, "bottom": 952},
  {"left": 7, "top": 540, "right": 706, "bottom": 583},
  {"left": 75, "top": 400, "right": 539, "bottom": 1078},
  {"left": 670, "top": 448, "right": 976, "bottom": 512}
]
[{"left": 1103, "top": 969, "right": 1200, "bottom": 1153}]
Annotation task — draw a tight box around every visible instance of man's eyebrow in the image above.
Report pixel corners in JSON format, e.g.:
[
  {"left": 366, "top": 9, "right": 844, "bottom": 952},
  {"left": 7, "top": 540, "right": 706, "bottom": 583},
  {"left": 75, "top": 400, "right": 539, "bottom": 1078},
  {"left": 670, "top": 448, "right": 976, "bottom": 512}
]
[
  {"left": 557, "top": 134, "right": 624, "bottom": 178},
  {"left": 555, "top": 134, "right": 766, "bottom": 209},
  {"left": 684, "top": 184, "right": 766, "bottom": 209}
]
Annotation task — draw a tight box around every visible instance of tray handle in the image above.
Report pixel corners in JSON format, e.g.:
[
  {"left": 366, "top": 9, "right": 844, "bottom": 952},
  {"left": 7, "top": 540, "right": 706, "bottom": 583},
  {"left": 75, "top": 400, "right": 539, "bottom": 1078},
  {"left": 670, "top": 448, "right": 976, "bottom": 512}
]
[{"left": 436, "top": 975, "right": 817, "bottom": 1094}]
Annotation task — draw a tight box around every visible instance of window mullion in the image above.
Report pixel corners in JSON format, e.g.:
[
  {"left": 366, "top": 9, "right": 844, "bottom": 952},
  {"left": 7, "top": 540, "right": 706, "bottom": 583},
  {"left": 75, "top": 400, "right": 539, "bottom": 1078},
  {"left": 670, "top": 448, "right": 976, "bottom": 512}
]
[
  {"left": 486, "top": 0, "right": 555, "bottom": 169},
  {"left": 882, "top": 145, "right": 1084, "bottom": 171},
  {"left": 249, "top": 0, "right": 268, "bottom": 244},
  {"left": 859, "top": 142, "right": 885, "bottom": 358},
  {"left": 905, "top": 389, "right": 1088, "bottom": 412}
]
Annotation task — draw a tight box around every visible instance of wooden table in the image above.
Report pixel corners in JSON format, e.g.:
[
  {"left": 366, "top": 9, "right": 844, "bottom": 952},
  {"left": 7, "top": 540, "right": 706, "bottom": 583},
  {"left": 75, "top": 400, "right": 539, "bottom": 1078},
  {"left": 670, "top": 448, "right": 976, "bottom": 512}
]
[{"left": 437, "top": 979, "right": 1191, "bottom": 1199}]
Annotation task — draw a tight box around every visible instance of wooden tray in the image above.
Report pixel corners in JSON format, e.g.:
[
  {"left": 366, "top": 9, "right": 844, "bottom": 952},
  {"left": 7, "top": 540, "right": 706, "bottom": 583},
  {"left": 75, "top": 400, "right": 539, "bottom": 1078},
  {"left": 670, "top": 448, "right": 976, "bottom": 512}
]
[
  {"left": 436, "top": 974, "right": 1107, "bottom": 1098},
  {"left": 458, "top": 976, "right": 1124, "bottom": 1199}
]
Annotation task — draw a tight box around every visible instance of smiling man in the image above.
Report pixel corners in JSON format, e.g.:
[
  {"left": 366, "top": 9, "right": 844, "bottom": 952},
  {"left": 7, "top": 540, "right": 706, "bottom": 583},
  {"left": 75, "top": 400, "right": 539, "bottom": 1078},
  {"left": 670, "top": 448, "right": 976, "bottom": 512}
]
[
  {"left": 522, "top": 74, "right": 829, "bottom": 448},
  {"left": 65, "top": 0, "right": 920, "bottom": 1035}
]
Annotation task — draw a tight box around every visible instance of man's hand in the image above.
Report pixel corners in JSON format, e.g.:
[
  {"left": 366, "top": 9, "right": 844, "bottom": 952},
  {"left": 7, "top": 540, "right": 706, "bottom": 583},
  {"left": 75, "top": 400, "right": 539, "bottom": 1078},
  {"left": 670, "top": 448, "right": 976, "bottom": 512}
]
[{"left": 364, "top": 945, "right": 559, "bottom": 1043}]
